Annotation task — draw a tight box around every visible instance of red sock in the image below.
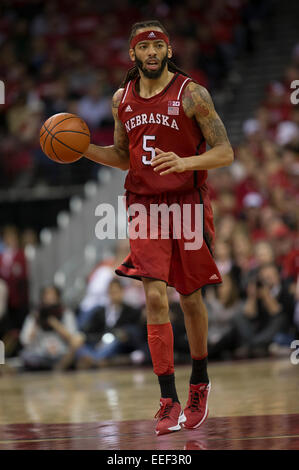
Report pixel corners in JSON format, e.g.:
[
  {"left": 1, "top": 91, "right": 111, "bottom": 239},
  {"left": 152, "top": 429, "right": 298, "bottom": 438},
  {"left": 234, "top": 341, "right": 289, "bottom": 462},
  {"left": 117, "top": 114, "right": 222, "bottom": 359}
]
[{"left": 147, "top": 322, "right": 174, "bottom": 376}]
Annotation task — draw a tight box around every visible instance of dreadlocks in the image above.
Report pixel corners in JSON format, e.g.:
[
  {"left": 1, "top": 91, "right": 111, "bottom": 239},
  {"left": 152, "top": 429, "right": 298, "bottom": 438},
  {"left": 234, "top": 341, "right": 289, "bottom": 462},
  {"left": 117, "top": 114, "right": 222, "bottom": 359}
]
[{"left": 120, "top": 20, "right": 190, "bottom": 88}]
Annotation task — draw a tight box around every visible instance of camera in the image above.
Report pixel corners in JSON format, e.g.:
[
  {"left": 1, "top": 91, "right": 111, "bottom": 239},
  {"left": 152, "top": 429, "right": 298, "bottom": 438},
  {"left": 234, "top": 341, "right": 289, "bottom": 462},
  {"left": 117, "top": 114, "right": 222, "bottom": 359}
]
[
  {"left": 256, "top": 279, "right": 264, "bottom": 288},
  {"left": 38, "top": 304, "right": 63, "bottom": 331}
]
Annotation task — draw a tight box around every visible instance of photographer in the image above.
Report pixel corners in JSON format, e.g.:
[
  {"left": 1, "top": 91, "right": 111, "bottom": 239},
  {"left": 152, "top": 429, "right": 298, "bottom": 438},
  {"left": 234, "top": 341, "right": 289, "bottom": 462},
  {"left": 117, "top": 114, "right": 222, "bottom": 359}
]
[
  {"left": 76, "top": 278, "right": 144, "bottom": 368},
  {"left": 209, "top": 263, "right": 295, "bottom": 359},
  {"left": 19, "top": 285, "right": 84, "bottom": 371}
]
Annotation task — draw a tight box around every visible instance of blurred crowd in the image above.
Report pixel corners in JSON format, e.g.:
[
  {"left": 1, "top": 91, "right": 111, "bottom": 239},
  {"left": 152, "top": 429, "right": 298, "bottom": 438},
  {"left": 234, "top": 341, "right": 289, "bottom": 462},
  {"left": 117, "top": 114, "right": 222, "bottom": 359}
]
[
  {"left": 204, "top": 42, "right": 299, "bottom": 359},
  {"left": 0, "top": 0, "right": 298, "bottom": 372},
  {"left": 0, "top": 225, "right": 298, "bottom": 371},
  {"left": 0, "top": 0, "right": 273, "bottom": 188}
]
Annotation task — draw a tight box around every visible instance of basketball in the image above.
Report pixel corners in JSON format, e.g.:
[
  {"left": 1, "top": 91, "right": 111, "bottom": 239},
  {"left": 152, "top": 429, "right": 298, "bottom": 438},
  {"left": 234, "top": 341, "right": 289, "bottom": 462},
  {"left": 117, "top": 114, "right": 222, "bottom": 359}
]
[{"left": 39, "top": 113, "right": 90, "bottom": 163}]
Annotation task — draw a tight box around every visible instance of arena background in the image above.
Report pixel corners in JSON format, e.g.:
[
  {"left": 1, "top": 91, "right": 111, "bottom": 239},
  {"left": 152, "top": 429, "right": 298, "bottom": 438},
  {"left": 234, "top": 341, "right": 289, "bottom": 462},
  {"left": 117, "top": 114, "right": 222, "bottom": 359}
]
[{"left": 0, "top": 0, "right": 298, "bottom": 452}]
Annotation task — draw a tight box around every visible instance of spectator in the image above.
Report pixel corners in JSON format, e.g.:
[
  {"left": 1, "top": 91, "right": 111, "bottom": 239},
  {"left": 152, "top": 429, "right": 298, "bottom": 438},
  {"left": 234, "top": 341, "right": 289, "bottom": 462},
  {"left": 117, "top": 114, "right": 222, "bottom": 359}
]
[
  {"left": 231, "top": 232, "right": 254, "bottom": 296},
  {"left": 76, "top": 278, "right": 144, "bottom": 368},
  {"left": 77, "top": 81, "right": 112, "bottom": 130},
  {"left": 77, "top": 238, "right": 132, "bottom": 328},
  {"left": 216, "top": 214, "right": 239, "bottom": 243},
  {"left": 293, "top": 276, "right": 299, "bottom": 339},
  {"left": 206, "top": 273, "right": 243, "bottom": 348},
  {"left": 0, "top": 226, "right": 29, "bottom": 342},
  {"left": 165, "top": 276, "right": 243, "bottom": 362},
  {"left": 214, "top": 240, "right": 234, "bottom": 276},
  {"left": 19, "top": 285, "right": 84, "bottom": 371},
  {"left": 209, "top": 263, "right": 295, "bottom": 360},
  {"left": 275, "top": 108, "right": 299, "bottom": 146},
  {"left": 253, "top": 241, "right": 275, "bottom": 267},
  {"left": 0, "top": 279, "right": 8, "bottom": 339}
]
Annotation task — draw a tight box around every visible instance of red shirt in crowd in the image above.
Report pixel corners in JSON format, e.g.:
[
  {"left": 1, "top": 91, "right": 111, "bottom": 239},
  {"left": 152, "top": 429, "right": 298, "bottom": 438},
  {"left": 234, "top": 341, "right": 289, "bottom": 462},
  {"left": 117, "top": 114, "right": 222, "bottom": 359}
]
[{"left": 0, "top": 248, "right": 28, "bottom": 310}]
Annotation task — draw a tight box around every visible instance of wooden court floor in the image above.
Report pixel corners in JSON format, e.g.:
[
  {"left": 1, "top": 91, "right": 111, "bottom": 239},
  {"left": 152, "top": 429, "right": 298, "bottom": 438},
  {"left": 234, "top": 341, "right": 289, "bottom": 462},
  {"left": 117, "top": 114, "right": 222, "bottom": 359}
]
[{"left": 0, "top": 358, "right": 298, "bottom": 450}]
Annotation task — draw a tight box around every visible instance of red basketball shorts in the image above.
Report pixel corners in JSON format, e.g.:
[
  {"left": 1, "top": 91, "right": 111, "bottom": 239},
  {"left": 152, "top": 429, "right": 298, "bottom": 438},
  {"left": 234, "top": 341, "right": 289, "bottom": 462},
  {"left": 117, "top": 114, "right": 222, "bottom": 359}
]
[{"left": 115, "top": 184, "right": 222, "bottom": 295}]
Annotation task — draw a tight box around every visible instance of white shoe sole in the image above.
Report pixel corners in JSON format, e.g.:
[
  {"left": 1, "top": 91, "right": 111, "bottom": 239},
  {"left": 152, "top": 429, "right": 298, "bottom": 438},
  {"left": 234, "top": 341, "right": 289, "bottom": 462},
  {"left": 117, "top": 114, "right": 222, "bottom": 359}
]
[{"left": 156, "top": 411, "right": 186, "bottom": 435}]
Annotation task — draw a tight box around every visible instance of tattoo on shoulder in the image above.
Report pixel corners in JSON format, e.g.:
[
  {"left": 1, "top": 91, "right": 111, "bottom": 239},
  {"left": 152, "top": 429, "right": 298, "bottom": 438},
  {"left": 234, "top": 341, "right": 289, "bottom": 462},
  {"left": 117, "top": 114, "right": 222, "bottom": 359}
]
[
  {"left": 182, "top": 82, "right": 230, "bottom": 147},
  {"left": 182, "top": 82, "right": 213, "bottom": 118},
  {"left": 112, "top": 88, "right": 125, "bottom": 109}
]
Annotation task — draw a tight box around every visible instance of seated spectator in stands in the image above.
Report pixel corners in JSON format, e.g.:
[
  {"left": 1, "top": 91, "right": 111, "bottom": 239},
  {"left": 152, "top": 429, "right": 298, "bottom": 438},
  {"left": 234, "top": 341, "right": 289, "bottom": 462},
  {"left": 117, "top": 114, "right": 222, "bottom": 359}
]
[
  {"left": 0, "top": 279, "right": 8, "bottom": 340},
  {"left": 242, "top": 192, "right": 266, "bottom": 240},
  {"left": 245, "top": 241, "right": 276, "bottom": 286},
  {"left": 206, "top": 273, "right": 243, "bottom": 349},
  {"left": 122, "top": 278, "right": 146, "bottom": 309},
  {"left": 214, "top": 240, "right": 234, "bottom": 276},
  {"left": 281, "top": 243, "right": 299, "bottom": 283},
  {"left": 77, "top": 239, "right": 131, "bottom": 328},
  {"left": 293, "top": 277, "right": 299, "bottom": 339},
  {"left": 0, "top": 225, "right": 29, "bottom": 356},
  {"left": 231, "top": 232, "right": 254, "bottom": 297},
  {"left": 269, "top": 262, "right": 298, "bottom": 356},
  {"left": 19, "top": 285, "right": 84, "bottom": 371},
  {"left": 77, "top": 80, "right": 112, "bottom": 130},
  {"left": 76, "top": 278, "right": 144, "bottom": 368},
  {"left": 0, "top": 136, "right": 34, "bottom": 188},
  {"left": 208, "top": 263, "right": 295, "bottom": 360},
  {"left": 253, "top": 241, "right": 275, "bottom": 266},
  {"left": 42, "top": 77, "right": 69, "bottom": 118},
  {"left": 217, "top": 191, "right": 237, "bottom": 218},
  {"left": 275, "top": 106, "right": 299, "bottom": 146},
  {"left": 215, "top": 214, "right": 239, "bottom": 244},
  {"left": 270, "top": 223, "right": 295, "bottom": 268}
]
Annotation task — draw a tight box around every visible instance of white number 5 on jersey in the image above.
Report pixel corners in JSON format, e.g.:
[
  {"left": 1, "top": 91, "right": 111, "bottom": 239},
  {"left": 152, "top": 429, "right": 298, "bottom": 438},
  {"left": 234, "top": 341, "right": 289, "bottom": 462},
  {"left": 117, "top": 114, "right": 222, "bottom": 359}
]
[{"left": 142, "top": 135, "right": 156, "bottom": 165}]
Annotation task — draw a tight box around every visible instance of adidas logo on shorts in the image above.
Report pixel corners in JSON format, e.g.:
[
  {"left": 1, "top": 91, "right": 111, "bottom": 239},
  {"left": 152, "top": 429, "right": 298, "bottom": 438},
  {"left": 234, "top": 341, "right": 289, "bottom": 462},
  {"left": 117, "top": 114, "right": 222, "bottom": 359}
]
[{"left": 209, "top": 274, "right": 219, "bottom": 280}]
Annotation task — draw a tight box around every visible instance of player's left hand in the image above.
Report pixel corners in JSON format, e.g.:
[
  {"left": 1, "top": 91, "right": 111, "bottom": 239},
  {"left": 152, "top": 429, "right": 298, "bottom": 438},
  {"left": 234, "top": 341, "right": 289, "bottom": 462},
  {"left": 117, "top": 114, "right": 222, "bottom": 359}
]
[{"left": 151, "top": 148, "right": 186, "bottom": 175}]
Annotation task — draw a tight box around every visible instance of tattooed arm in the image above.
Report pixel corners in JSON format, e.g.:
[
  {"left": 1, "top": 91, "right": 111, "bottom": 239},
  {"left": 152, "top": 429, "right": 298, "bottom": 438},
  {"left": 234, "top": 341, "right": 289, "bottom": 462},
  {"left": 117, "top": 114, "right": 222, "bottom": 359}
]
[
  {"left": 151, "top": 82, "right": 233, "bottom": 175},
  {"left": 84, "top": 89, "right": 130, "bottom": 170},
  {"left": 181, "top": 82, "right": 234, "bottom": 169}
]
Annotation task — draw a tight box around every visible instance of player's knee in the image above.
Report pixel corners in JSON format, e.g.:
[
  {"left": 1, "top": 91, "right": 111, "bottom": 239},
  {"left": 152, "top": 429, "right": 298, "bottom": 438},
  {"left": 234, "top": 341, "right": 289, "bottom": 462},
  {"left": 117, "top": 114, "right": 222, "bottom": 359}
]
[
  {"left": 145, "top": 289, "right": 168, "bottom": 321},
  {"left": 146, "top": 288, "right": 166, "bottom": 310},
  {"left": 180, "top": 290, "right": 203, "bottom": 315}
]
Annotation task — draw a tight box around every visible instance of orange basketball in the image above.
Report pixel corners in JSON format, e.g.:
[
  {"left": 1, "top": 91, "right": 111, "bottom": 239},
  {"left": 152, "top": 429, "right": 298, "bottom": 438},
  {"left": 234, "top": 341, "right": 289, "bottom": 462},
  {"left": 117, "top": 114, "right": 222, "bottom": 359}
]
[{"left": 39, "top": 113, "right": 90, "bottom": 163}]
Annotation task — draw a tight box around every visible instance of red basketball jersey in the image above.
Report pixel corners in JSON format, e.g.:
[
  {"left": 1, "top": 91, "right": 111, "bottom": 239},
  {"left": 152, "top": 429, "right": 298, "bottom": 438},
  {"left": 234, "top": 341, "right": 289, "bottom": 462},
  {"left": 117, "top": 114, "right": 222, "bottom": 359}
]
[{"left": 118, "top": 73, "right": 207, "bottom": 195}]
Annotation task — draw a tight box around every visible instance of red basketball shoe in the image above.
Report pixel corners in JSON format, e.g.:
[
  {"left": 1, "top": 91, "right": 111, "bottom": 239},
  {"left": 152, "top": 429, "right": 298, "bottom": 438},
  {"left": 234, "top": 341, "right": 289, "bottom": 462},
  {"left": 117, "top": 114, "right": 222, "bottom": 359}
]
[
  {"left": 183, "top": 382, "right": 211, "bottom": 429},
  {"left": 155, "top": 398, "right": 186, "bottom": 436}
]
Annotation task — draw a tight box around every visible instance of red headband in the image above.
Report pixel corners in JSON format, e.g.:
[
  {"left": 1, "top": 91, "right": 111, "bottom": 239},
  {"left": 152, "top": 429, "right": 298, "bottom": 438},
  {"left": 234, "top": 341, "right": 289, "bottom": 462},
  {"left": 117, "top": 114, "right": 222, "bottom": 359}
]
[{"left": 130, "top": 30, "right": 169, "bottom": 49}]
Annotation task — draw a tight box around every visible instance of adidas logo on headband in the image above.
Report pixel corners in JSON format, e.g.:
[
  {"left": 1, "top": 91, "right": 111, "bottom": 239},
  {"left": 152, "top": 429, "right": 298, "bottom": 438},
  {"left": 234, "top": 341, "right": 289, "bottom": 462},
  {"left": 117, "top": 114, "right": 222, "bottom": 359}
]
[{"left": 130, "top": 30, "right": 170, "bottom": 49}]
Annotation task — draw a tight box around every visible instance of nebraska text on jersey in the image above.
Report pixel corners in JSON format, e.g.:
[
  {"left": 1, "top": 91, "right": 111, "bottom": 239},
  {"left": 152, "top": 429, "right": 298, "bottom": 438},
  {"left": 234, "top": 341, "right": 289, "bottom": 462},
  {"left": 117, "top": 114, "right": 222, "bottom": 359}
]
[{"left": 124, "top": 112, "right": 179, "bottom": 133}]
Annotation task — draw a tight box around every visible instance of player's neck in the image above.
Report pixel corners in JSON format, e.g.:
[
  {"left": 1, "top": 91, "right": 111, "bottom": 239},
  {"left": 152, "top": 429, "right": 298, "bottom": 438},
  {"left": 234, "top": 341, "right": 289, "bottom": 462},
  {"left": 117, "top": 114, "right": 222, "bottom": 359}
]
[{"left": 138, "top": 69, "right": 174, "bottom": 99}]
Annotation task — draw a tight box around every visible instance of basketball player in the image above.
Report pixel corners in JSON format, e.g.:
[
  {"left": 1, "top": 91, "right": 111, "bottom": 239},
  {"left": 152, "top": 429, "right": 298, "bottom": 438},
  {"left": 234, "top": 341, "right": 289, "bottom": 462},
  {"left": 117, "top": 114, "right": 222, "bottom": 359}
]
[{"left": 84, "top": 20, "right": 234, "bottom": 436}]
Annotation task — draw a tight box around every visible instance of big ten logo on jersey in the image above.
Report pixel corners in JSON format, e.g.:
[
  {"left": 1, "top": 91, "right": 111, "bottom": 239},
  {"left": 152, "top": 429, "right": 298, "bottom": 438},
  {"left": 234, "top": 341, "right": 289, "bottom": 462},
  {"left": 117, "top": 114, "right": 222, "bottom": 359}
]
[
  {"left": 168, "top": 101, "right": 180, "bottom": 115},
  {"left": 290, "top": 80, "right": 299, "bottom": 105},
  {"left": 290, "top": 340, "right": 299, "bottom": 365},
  {"left": 0, "top": 80, "right": 5, "bottom": 105}
]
